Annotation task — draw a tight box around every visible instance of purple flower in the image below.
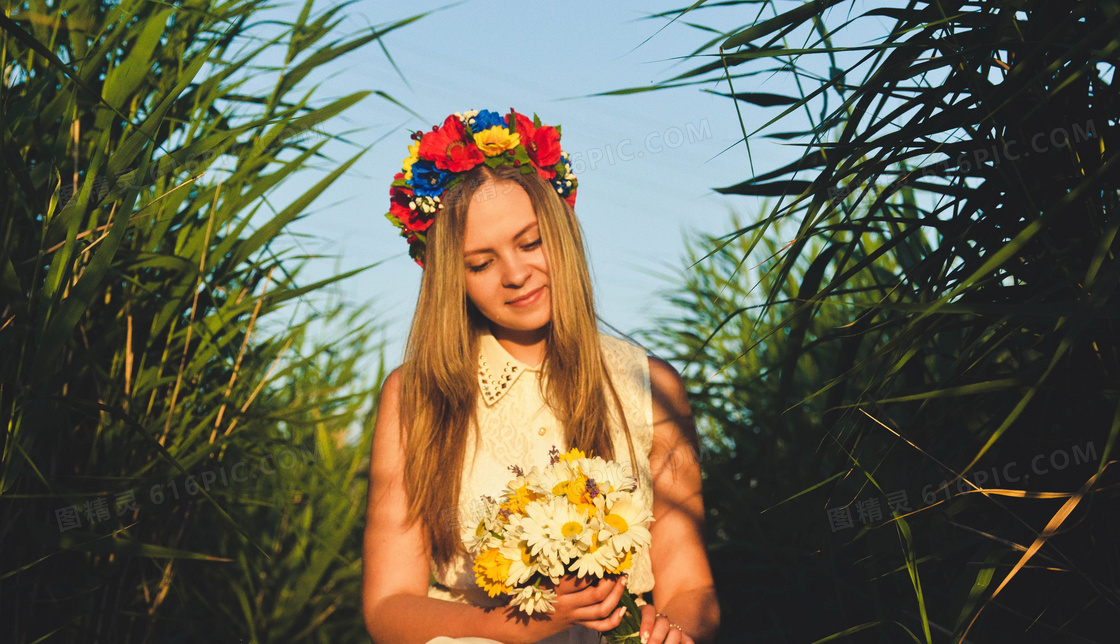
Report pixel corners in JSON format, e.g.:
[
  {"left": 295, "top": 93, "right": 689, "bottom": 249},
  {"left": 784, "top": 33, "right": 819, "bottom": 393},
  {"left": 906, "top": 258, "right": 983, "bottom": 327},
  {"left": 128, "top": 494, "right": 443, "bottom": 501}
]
[{"left": 585, "top": 477, "right": 600, "bottom": 498}]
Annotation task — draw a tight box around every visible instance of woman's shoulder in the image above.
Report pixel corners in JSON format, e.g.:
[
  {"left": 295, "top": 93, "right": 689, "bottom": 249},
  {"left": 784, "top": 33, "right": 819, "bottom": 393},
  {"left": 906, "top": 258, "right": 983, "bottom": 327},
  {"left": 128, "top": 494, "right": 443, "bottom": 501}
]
[
  {"left": 375, "top": 367, "right": 406, "bottom": 420},
  {"left": 596, "top": 334, "right": 683, "bottom": 388},
  {"left": 646, "top": 355, "right": 690, "bottom": 413},
  {"left": 597, "top": 332, "right": 650, "bottom": 364},
  {"left": 380, "top": 366, "right": 404, "bottom": 397}
]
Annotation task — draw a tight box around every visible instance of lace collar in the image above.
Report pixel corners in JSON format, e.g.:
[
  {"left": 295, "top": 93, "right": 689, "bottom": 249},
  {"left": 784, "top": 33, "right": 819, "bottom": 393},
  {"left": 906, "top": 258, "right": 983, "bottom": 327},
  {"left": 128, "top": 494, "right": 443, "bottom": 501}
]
[{"left": 478, "top": 330, "right": 540, "bottom": 406}]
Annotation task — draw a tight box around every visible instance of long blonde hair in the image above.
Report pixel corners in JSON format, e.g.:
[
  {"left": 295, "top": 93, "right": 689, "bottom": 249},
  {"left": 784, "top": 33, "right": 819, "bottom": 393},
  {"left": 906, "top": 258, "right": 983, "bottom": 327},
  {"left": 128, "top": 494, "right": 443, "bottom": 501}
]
[{"left": 399, "top": 164, "right": 638, "bottom": 570}]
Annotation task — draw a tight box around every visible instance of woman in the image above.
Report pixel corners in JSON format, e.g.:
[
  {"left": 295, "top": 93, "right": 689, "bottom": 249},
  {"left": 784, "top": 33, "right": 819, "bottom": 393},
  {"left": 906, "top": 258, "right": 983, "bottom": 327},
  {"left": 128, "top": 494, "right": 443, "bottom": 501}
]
[{"left": 362, "top": 109, "right": 719, "bottom": 644}]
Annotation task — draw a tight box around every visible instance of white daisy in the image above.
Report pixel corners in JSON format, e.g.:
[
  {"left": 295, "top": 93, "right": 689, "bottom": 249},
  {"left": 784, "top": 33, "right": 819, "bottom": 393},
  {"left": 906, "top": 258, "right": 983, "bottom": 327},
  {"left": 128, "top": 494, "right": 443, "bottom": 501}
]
[
  {"left": 597, "top": 492, "right": 654, "bottom": 555},
  {"left": 521, "top": 496, "right": 595, "bottom": 567},
  {"left": 468, "top": 519, "right": 501, "bottom": 554},
  {"left": 569, "top": 518, "right": 621, "bottom": 578},
  {"left": 536, "top": 459, "right": 578, "bottom": 498},
  {"left": 464, "top": 496, "right": 502, "bottom": 554},
  {"left": 508, "top": 583, "right": 557, "bottom": 616},
  {"left": 499, "top": 514, "right": 545, "bottom": 585}
]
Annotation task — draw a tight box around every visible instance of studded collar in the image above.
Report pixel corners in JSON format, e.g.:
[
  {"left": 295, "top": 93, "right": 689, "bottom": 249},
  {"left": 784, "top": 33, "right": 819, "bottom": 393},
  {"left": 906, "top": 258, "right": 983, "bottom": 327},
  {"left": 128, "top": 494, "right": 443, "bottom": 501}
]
[{"left": 478, "top": 329, "right": 540, "bottom": 407}]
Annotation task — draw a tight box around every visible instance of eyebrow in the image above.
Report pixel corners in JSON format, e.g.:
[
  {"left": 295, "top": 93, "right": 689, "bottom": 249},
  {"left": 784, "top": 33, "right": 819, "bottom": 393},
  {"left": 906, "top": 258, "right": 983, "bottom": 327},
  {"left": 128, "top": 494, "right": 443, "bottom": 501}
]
[{"left": 463, "top": 223, "right": 540, "bottom": 257}]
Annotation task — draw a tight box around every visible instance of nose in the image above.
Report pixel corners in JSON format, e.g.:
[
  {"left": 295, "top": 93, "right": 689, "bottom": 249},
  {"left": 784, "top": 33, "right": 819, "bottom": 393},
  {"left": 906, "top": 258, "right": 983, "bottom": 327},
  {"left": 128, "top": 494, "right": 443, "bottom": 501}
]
[{"left": 500, "top": 254, "right": 531, "bottom": 288}]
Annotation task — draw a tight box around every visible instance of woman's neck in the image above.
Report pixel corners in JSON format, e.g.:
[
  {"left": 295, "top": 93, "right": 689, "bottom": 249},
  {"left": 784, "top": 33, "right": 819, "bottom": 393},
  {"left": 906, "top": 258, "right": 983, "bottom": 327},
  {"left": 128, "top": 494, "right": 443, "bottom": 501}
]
[{"left": 489, "top": 323, "right": 548, "bottom": 367}]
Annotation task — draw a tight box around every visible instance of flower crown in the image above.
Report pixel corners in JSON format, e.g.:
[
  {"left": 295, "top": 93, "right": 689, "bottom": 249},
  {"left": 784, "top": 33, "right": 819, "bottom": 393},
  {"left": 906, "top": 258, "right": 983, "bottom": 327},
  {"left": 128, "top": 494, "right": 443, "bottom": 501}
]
[{"left": 386, "top": 109, "right": 579, "bottom": 266}]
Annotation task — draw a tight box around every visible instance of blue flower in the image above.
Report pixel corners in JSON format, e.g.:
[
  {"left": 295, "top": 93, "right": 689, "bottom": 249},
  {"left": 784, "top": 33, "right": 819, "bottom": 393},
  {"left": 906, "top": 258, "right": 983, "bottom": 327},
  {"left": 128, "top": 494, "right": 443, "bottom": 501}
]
[
  {"left": 409, "top": 160, "right": 450, "bottom": 196},
  {"left": 471, "top": 109, "right": 506, "bottom": 134}
]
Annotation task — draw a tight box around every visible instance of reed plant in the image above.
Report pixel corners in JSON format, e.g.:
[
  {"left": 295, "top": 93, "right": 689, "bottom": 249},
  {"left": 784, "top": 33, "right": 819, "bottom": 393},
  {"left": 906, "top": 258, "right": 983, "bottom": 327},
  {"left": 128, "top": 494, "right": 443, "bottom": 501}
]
[
  {"left": 639, "top": 1, "right": 1120, "bottom": 642},
  {"left": 0, "top": 0, "right": 416, "bottom": 641}
]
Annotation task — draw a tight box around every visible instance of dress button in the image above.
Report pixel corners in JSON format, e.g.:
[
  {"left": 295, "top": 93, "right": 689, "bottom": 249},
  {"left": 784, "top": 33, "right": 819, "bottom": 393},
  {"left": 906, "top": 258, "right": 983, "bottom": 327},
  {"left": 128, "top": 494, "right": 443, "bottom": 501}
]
[{"left": 538, "top": 427, "right": 546, "bottom": 436}]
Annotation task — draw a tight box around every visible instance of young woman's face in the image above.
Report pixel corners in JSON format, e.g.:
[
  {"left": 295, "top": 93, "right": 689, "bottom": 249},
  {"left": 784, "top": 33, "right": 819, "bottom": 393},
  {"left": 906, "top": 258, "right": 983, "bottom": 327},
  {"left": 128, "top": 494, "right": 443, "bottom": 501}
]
[{"left": 462, "top": 179, "right": 552, "bottom": 341}]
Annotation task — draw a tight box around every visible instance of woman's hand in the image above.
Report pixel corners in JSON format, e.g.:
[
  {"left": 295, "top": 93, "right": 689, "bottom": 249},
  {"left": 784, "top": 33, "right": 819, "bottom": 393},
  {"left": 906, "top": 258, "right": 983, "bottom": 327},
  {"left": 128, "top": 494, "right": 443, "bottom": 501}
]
[
  {"left": 639, "top": 604, "right": 696, "bottom": 644},
  {"left": 517, "top": 573, "right": 628, "bottom": 641}
]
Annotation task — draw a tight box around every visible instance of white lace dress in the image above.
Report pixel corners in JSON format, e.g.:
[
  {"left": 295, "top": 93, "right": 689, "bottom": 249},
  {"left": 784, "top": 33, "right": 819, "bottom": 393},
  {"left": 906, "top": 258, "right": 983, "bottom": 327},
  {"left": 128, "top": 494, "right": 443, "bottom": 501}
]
[{"left": 425, "top": 329, "right": 656, "bottom": 644}]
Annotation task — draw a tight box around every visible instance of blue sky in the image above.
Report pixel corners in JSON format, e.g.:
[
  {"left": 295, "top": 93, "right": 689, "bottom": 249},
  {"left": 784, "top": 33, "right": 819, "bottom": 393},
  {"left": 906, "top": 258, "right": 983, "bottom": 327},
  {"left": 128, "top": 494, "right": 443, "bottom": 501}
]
[{"left": 256, "top": 0, "right": 803, "bottom": 365}]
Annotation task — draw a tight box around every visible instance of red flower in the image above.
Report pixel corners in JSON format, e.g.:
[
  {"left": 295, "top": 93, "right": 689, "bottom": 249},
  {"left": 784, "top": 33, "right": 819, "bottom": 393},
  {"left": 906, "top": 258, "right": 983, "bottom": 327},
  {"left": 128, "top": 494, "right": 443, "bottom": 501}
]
[
  {"left": 514, "top": 112, "right": 562, "bottom": 179},
  {"left": 418, "top": 115, "right": 484, "bottom": 172},
  {"left": 564, "top": 189, "right": 577, "bottom": 208},
  {"left": 410, "top": 209, "right": 434, "bottom": 232},
  {"left": 389, "top": 187, "right": 433, "bottom": 233}
]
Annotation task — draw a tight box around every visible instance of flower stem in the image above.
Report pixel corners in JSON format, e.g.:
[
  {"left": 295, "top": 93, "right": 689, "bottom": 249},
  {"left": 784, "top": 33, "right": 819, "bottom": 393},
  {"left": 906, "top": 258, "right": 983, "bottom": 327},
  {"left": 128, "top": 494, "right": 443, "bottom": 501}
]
[{"left": 603, "top": 589, "right": 643, "bottom": 644}]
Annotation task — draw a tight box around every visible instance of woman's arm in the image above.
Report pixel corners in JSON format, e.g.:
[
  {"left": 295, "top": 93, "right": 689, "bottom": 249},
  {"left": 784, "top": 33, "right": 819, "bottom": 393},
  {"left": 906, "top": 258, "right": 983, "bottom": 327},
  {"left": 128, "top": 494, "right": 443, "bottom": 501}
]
[
  {"left": 639, "top": 357, "right": 721, "bottom": 644},
  {"left": 361, "top": 369, "right": 630, "bottom": 644}
]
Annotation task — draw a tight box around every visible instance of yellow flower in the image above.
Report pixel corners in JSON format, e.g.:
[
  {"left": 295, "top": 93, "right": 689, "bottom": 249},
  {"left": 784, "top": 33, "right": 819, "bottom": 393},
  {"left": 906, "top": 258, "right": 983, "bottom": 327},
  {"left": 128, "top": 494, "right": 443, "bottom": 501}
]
[
  {"left": 561, "top": 520, "right": 585, "bottom": 538},
  {"left": 570, "top": 470, "right": 603, "bottom": 516},
  {"left": 401, "top": 141, "right": 419, "bottom": 180},
  {"left": 501, "top": 482, "right": 540, "bottom": 515},
  {"left": 473, "top": 547, "right": 513, "bottom": 597},
  {"left": 607, "top": 549, "right": 634, "bottom": 575},
  {"left": 558, "top": 448, "right": 587, "bottom": 463},
  {"left": 603, "top": 511, "right": 629, "bottom": 534},
  {"left": 473, "top": 127, "right": 520, "bottom": 157}
]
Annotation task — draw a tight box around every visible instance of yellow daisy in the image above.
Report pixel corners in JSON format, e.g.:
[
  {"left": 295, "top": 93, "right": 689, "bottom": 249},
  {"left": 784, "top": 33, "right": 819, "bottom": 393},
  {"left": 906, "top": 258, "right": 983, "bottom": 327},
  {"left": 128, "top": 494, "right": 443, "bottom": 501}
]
[
  {"left": 558, "top": 447, "right": 587, "bottom": 463},
  {"left": 501, "top": 477, "right": 543, "bottom": 516},
  {"left": 606, "top": 549, "right": 634, "bottom": 575},
  {"left": 472, "top": 547, "right": 513, "bottom": 597}
]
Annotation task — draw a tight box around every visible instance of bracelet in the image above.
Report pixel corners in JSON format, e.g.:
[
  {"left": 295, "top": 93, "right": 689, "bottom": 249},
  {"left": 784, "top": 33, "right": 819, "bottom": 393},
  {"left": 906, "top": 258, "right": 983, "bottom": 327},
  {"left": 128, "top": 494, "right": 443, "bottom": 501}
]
[{"left": 655, "top": 613, "right": 684, "bottom": 632}]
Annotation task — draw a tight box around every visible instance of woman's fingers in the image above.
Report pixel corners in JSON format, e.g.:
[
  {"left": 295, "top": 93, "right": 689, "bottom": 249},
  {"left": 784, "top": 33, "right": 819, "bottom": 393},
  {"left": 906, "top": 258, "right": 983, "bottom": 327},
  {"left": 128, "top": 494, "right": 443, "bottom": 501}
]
[
  {"left": 546, "top": 572, "right": 596, "bottom": 596},
  {"left": 640, "top": 607, "right": 694, "bottom": 644},
  {"left": 648, "top": 617, "right": 672, "bottom": 644},
  {"left": 575, "top": 604, "right": 628, "bottom": 632},
  {"left": 639, "top": 604, "right": 657, "bottom": 640},
  {"left": 566, "top": 576, "right": 627, "bottom": 626}
]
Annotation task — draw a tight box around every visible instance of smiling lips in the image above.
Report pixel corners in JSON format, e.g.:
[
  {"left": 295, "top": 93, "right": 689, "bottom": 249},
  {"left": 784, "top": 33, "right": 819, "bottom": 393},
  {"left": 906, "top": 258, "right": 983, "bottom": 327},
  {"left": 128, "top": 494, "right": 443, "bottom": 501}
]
[{"left": 508, "top": 286, "right": 546, "bottom": 307}]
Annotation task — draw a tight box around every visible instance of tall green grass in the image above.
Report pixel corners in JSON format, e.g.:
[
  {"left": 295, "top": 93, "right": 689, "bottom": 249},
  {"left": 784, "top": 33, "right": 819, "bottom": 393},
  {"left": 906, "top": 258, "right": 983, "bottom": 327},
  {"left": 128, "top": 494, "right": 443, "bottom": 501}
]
[
  {"left": 638, "top": 1, "right": 1120, "bottom": 642},
  {"left": 0, "top": 0, "right": 417, "bottom": 641}
]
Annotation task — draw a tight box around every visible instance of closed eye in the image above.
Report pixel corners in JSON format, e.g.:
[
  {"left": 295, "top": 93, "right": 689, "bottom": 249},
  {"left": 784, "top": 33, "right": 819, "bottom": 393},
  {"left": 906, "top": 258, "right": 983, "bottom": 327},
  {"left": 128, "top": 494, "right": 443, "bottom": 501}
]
[
  {"left": 467, "top": 260, "right": 491, "bottom": 273},
  {"left": 522, "top": 238, "right": 542, "bottom": 251}
]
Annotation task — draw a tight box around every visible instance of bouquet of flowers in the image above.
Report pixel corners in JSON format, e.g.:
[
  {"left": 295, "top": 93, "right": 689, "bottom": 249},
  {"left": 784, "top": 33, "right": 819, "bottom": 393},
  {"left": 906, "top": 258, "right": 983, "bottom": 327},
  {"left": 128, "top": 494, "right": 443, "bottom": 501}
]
[{"left": 467, "top": 446, "right": 653, "bottom": 643}]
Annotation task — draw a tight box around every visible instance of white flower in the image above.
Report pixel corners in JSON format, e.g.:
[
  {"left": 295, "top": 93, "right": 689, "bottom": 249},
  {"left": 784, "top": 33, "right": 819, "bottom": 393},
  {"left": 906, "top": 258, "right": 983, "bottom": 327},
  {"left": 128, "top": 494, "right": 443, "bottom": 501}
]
[
  {"left": 464, "top": 496, "right": 502, "bottom": 554},
  {"left": 537, "top": 459, "right": 578, "bottom": 498},
  {"left": 605, "top": 460, "right": 639, "bottom": 493},
  {"left": 455, "top": 109, "right": 480, "bottom": 124},
  {"left": 577, "top": 456, "right": 636, "bottom": 496},
  {"left": 597, "top": 492, "right": 654, "bottom": 555},
  {"left": 499, "top": 515, "right": 545, "bottom": 585},
  {"left": 468, "top": 520, "right": 501, "bottom": 554},
  {"left": 569, "top": 519, "right": 620, "bottom": 578},
  {"left": 508, "top": 584, "right": 557, "bottom": 616},
  {"left": 521, "top": 496, "right": 594, "bottom": 568}
]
